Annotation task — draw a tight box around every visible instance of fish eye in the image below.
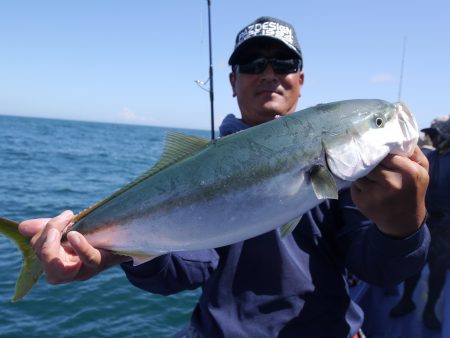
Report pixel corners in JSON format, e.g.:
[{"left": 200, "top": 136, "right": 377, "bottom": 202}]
[{"left": 374, "top": 116, "right": 385, "bottom": 128}]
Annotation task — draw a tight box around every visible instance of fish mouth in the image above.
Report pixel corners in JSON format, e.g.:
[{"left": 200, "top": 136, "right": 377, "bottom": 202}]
[{"left": 393, "top": 102, "right": 419, "bottom": 156}]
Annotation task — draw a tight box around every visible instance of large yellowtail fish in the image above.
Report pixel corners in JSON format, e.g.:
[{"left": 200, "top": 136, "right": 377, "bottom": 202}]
[{"left": 0, "top": 99, "right": 419, "bottom": 302}]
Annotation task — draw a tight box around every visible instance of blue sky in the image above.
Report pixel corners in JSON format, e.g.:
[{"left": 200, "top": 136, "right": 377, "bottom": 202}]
[{"left": 0, "top": 0, "right": 448, "bottom": 131}]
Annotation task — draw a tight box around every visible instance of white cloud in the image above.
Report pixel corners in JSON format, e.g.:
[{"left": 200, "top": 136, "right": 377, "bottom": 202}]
[
  {"left": 116, "top": 107, "right": 156, "bottom": 125},
  {"left": 369, "top": 73, "right": 396, "bottom": 83}
]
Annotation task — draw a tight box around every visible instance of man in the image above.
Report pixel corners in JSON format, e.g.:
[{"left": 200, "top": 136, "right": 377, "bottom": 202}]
[
  {"left": 20, "top": 17, "right": 430, "bottom": 337},
  {"left": 390, "top": 115, "right": 450, "bottom": 330}
]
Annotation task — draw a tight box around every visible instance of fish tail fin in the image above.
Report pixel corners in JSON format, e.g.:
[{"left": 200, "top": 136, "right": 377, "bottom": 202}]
[{"left": 0, "top": 217, "right": 43, "bottom": 302}]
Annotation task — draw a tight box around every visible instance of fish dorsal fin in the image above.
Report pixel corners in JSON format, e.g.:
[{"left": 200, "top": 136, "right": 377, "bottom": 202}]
[
  {"left": 149, "top": 131, "right": 210, "bottom": 175},
  {"left": 75, "top": 132, "right": 210, "bottom": 221}
]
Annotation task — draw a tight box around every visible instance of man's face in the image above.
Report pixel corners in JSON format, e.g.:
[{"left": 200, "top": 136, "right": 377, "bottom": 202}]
[{"left": 229, "top": 41, "right": 304, "bottom": 126}]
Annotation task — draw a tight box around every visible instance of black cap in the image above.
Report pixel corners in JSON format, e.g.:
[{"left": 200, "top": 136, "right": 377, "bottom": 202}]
[
  {"left": 421, "top": 115, "right": 450, "bottom": 141},
  {"left": 228, "top": 16, "right": 302, "bottom": 66}
]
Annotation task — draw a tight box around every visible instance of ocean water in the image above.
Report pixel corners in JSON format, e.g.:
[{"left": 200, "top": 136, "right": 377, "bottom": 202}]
[{"left": 0, "top": 115, "right": 209, "bottom": 338}]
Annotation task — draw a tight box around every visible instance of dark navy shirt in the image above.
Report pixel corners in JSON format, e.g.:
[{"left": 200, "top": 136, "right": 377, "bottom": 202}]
[
  {"left": 122, "top": 114, "right": 430, "bottom": 338},
  {"left": 425, "top": 149, "right": 450, "bottom": 218}
]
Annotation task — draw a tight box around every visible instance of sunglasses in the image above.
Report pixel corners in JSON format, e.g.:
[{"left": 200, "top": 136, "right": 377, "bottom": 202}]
[{"left": 237, "top": 57, "right": 301, "bottom": 75}]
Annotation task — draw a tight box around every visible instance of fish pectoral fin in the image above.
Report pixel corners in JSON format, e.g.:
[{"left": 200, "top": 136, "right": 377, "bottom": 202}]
[
  {"left": 310, "top": 165, "right": 338, "bottom": 200},
  {"left": 279, "top": 216, "right": 302, "bottom": 238},
  {"left": 111, "top": 250, "right": 159, "bottom": 266}
]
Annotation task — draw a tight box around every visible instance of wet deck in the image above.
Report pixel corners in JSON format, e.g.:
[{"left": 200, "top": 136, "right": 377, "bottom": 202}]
[{"left": 353, "top": 267, "right": 450, "bottom": 338}]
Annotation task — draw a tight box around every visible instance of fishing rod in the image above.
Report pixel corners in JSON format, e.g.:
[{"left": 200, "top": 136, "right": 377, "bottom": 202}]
[
  {"left": 398, "top": 36, "right": 407, "bottom": 101},
  {"left": 207, "top": 0, "right": 215, "bottom": 140},
  {"left": 195, "top": 0, "right": 215, "bottom": 139}
]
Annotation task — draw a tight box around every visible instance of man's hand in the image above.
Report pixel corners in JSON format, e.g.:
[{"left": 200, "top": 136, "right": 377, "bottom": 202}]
[
  {"left": 351, "top": 146, "right": 429, "bottom": 238},
  {"left": 19, "top": 210, "right": 131, "bottom": 284}
]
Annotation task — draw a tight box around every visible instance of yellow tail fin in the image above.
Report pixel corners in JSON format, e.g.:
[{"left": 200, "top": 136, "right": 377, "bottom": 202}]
[{"left": 0, "top": 217, "right": 43, "bottom": 302}]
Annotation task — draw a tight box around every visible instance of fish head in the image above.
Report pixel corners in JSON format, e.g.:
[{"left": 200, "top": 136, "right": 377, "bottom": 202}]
[
  {"left": 389, "top": 101, "right": 419, "bottom": 155},
  {"left": 324, "top": 100, "right": 419, "bottom": 181}
]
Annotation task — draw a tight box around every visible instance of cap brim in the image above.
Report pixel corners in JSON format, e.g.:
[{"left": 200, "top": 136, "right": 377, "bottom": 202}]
[
  {"left": 421, "top": 127, "right": 436, "bottom": 133},
  {"left": 228, "top": 36, "right": 301, "bottom": 65}
]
